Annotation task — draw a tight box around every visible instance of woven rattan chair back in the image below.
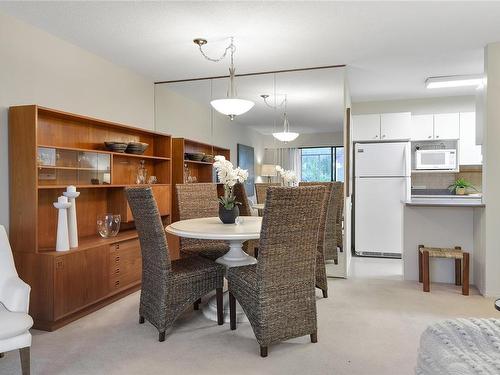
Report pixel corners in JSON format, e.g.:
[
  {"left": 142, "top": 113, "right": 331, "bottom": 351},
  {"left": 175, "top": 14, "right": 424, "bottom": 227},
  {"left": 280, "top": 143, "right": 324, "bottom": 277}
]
[
  {"left": 257, "top": 186, "right": 326, "bottom": 290},
  {"left": 176, "top": 183, "right": 219, "bottom": 220},
  {"left": 234, "top": 182, "right": 252, "bottom": 216}
]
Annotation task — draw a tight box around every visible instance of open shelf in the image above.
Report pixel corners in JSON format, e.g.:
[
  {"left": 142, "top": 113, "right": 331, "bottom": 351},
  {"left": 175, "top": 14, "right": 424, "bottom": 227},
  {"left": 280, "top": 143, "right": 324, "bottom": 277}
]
[
  {"left": 37, "top": 183, "right": 170, "bottom": 190},
  {"left": 38, "top": 144, "right": 171, "bottom": 161},
  {"left": 184, "top": 159, "right": 214, "bottom": 165}
]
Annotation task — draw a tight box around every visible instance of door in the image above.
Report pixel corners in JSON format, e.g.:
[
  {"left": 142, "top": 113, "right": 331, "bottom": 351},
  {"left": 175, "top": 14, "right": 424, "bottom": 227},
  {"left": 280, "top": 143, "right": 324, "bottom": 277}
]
[
  {"left": 352, "top": 114, "right": 380, "bottom": 141},
  {"left": 380, "top": 112, "right": 411, "bottom": 140},
  {"left": 459, "top": 112, "right": 482, "bottom": 165},
  {"left": 355, "top": 177, "right": 407, "bottom": 255},
  {"left": 434, "top": 113, "right": 460, "bottom": 140},
  {"left": 355, "top": 142, "right": 410, "bottom": 177},
  {"left": 411, "top": 115, "right": 434, "bottom": 140}
]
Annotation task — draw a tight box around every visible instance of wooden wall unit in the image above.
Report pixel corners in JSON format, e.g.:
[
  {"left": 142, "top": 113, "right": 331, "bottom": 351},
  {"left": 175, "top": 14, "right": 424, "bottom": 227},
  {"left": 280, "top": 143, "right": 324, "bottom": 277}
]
[
  {"left": 171, "top": 138, "right": 230, "bottom": 222},
  {"left": 9, "top": 105, "right": 173, "bottom": 331}
]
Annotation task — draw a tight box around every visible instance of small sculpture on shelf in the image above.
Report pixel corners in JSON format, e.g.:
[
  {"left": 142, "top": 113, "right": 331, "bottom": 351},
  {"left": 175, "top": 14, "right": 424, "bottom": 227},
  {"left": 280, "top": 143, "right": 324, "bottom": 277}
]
[
  {"left": 63, "top": 186, "right": 80, "bottom": 249},
  {"left": 136, "top": 160, "right": 148, "bottom": 185},
  {"left": 53, "top": 196, "right": 71, "bottom": 252}
]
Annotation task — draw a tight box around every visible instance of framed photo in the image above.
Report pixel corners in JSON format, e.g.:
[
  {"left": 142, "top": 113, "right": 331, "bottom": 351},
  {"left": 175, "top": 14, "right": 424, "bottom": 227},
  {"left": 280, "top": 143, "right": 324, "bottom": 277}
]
[{"left": 237, "top": 144, "right": 255, "bottom": 197}]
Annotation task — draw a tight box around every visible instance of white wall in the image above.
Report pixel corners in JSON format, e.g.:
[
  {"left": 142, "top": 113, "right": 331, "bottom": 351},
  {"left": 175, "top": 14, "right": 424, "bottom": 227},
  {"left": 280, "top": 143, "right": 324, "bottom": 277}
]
[
  {"left": 0, "top": 11, "right": 155, "bottom": 230},
  {"left": 352, "top": 96, "right": 475, "bottom": 115},
  {"left": 154, "top": 84, "right": 266, "bottom": 182}
]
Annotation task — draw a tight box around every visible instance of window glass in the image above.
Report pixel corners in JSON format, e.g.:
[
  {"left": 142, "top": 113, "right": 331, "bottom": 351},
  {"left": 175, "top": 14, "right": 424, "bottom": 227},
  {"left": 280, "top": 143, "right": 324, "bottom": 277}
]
[{"left": 300, "top": 146, "right": 344, "bottom": 182}]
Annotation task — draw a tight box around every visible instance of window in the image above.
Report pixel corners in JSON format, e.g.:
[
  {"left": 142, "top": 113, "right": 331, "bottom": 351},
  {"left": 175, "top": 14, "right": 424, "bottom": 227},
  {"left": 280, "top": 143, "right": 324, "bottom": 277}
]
[{"left": 300, "top": 146, "right": 344, "bottom": 182}]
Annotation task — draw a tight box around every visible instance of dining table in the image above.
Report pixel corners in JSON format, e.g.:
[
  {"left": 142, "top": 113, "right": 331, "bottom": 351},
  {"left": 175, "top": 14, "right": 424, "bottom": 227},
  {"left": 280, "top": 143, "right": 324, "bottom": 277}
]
[
  {"left": 251, "top": 203, "right": 265, "bottom": 210},
  {"left": 165, "top": 216, "right": 262, "bottom": 323}
]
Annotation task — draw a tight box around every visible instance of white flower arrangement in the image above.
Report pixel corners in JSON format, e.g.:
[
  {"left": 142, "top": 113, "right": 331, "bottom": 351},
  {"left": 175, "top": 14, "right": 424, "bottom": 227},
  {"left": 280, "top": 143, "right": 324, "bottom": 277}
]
[
  {"left": 213, "top": 155, "right": 249, "bottom": 209},
  {"left": 276, "top": 165, "right": 298, "bottom": 187}
]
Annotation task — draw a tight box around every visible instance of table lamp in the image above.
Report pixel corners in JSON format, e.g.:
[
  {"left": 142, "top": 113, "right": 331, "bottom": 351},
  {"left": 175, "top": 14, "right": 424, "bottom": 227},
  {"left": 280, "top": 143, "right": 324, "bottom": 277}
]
[{"left": 261, "top": 164, "right": 277, "bottom": 183}]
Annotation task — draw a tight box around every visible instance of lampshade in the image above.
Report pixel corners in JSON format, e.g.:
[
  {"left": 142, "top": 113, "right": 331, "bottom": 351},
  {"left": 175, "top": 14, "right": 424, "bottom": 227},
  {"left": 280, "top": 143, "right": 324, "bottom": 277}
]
[
  {"left": 210, "top": 98, "right": 255, "bottom": 120},
  {"left": 272, "top": 131, "right": 300, "bottom": 142},
  {"left": 260, "top": 164, "right": 277, "bottom": 177}
]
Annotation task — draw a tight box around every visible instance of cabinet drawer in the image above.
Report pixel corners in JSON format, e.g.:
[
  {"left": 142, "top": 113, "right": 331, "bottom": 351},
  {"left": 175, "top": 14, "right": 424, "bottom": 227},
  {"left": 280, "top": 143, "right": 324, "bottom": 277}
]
[{"left": 109, "top": 239, "right": 142, "bottom": 291}]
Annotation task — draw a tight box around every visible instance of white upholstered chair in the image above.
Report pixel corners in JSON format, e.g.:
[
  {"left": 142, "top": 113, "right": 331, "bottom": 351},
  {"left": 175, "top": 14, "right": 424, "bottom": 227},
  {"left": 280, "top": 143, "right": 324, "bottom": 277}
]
[{"left": 0, "top": 225, "right": 33, "bottom": 375}]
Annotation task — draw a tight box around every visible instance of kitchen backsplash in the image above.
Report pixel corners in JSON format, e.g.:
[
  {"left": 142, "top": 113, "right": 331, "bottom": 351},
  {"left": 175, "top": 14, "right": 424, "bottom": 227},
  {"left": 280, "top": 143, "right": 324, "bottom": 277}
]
[{"left": 411, "top": 166, "right": 482, "bottom": 192}]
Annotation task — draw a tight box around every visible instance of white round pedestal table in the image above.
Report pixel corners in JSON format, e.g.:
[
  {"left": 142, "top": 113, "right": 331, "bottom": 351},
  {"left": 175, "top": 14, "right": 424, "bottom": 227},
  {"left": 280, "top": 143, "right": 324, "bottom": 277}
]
[{"left": 165, "top": 216, "right": 262, "bottom": 323}]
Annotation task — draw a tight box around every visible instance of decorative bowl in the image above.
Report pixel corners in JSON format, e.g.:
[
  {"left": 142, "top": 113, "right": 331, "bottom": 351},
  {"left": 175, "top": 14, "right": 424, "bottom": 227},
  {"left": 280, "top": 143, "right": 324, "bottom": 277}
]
[
  {"left": 104, "top": 142, "right": 128, "bottom": 153},
  {"left": 97, "top": 214, "right": 121, "bottom": 238},
  {"left": 126, "top": 142, "right": 149, "bottom": 155}
]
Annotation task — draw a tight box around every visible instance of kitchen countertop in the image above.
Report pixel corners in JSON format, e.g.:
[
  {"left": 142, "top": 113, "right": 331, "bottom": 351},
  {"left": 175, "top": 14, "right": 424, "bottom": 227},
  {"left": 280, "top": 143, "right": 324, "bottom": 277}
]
[{"left": 405, "top": 194, "right": 485, "bottom": 207}]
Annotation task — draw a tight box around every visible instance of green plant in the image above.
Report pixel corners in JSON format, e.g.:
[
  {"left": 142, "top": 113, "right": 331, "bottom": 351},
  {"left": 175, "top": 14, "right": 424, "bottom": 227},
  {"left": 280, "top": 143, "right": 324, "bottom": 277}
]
[
  {"left": 218, "top": 185, "right": 241, "bottom": 209},
  {"left": 448, "top": 178, "right": 478, "bottom": 193}
]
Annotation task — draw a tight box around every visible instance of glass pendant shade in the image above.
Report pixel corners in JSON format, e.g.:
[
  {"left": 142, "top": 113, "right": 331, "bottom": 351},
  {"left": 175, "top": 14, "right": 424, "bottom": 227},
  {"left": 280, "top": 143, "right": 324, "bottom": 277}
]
[
  {"left": 272, "top": 131, "right": 300, "bottom": 142},
  {"left": 210, "top": 98, "right": 254, "bottom": 120}
]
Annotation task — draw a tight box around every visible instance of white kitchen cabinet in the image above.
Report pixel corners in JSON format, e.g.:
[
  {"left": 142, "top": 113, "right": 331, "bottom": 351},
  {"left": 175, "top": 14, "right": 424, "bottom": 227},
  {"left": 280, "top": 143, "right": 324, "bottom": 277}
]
[
  {"left": 411, "top": 114, "right": 434, "bottom": 140},
  {"left": 459, "top": 112, "right": 482, "bottom": 165},
  {"left": 380, "top": 112, "right": 411, "bottom": 140},
  {"left": 434, "top": 113, "right": 460, "bottom": 140},
  {"left": 352, "top": 114, "right": 380, "bottom": 141}
]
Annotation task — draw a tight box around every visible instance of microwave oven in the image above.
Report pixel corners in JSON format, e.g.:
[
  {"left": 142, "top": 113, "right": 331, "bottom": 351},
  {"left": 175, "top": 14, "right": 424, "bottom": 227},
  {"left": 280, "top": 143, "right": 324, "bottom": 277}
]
[{"left": 415, "top": 149, "right": 457, "bottom": 170}]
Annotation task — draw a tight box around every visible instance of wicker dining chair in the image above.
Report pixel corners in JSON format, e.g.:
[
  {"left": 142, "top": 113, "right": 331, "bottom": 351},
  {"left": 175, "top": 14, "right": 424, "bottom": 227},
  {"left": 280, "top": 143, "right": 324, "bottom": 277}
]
[
  {"left": 299, "top": 182, "right": 334, "bottom": 297},
  {"left": 334, "top": 182, "right": 344, "bottom": 254},
  {"left": 254, "top": 183, "right": 280, "bottom": 216},
  {"left": 233, "top": 182, "right": 259, "bottom": 258},
  {"left": 126, "top": 187, "right": 225, "bottom": 341},
  {"left": 176, "top": 183, "right": 229, "bottom": 261},
  {"left": 227, "top": 186, "right": 326, "bottom": 357}
]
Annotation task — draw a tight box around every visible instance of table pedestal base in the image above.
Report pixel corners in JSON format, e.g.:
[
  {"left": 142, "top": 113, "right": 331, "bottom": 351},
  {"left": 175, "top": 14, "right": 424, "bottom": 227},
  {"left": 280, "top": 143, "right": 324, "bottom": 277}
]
[{"left": 202, "top": 239, "right": 256, "bottom": 323}]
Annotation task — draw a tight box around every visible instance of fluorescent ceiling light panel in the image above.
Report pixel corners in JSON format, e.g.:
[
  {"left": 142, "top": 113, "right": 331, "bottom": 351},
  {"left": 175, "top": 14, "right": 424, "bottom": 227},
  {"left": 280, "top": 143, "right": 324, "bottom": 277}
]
[{"left": 425, "top": 75, "right": 484, "bottom": 89}]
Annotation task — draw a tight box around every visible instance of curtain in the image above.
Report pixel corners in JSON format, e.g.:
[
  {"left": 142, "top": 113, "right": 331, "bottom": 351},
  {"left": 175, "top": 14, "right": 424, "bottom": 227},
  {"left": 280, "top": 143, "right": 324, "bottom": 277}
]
[{"left": 266, "top": 147, "right": 302, "bottom": 181}]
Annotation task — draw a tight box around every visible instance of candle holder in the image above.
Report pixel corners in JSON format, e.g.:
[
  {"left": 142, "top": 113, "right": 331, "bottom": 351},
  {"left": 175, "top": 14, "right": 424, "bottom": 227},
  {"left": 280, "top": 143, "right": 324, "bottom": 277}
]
[
  {"left": 63, "top": 186, "right": 80, "bottom": 248},
  {"left": 53, "top": 196, "right": 71, "bottom": 251}
]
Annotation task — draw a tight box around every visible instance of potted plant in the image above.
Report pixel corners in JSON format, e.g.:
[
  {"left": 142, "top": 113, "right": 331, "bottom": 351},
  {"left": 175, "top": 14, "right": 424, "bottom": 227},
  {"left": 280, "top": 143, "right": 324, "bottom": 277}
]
[
  {"left": 448, "top": 178, "right": 477, "bottom": 195},
  {"left": 276, "top": 166, "right": 298, "bottom": 187},
  {"left": 213, "top": 155, "right": 248, "bottom": 224}
]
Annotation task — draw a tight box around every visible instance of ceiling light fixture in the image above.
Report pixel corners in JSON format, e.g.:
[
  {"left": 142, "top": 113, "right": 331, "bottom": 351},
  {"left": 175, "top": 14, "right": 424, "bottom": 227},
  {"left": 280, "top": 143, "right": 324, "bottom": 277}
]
[
  {"left": 425, "top": 75, "right": 484, "bottom": 89},
  {"left": 194, "top": 37, "right": 254, "bottom": 120},
  {"left": 266, "top": 95, "right": 299, "bottom": 142}
]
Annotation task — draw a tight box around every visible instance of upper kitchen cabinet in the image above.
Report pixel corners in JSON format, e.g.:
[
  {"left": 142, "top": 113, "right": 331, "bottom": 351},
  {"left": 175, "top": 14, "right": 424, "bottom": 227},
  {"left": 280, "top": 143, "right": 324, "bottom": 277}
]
[
  {"left": 434, "top": 113, "right": 460, "bottom": 140},
  {"left": 410, "top": 115, "right": 434, "bottom": 140},
  {"left": 352, "top": 114, "right": 380, "bottom": 141},
  {"left": 353, "top": 112, "right": 410, "bottom": 141},
  {"left": 459, "top": 112, "right": 482, "bottom": 165},
  {"left": 380, "top": 112, "right": 411, "bottom": 140}
]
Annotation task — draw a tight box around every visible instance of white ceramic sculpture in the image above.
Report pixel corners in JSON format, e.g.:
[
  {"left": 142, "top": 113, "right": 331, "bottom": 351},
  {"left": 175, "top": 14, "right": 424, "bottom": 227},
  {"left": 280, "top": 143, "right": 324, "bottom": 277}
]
[
  {"left": 53, "top": 195, "right": 71, "bottom": 251},
  {"left": 63, "top": 186, "right": 80, "bottom": 248}
]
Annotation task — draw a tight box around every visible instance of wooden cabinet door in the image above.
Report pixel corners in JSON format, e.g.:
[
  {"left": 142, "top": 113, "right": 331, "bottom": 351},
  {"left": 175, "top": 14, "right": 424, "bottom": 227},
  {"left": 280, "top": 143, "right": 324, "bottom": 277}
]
[
  {"left": 411, "top": 115, "right": 434, "bottom": 140},
  {"left": 434, "top": 113, "right": 460, "bottom": 140},
  {"left": 54, "top": 246, "right": 109, "bottom": 319},
  {"left": 459, "top": 112, "right": 482, "bottom": 165},
  {"left": 380, "top": 112, "right": 411, "bottom": 140},
  {"left": 352, "top": 114, "right": 380, "bottom": 141}
]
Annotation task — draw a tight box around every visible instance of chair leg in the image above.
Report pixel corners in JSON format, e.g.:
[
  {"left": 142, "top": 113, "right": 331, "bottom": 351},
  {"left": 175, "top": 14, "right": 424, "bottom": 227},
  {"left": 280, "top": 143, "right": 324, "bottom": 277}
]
[
  {"left": 260, "top": 345, "right": 268, "bottom": 358},
  {"left": 418, "top": 245, "right": 424, "bottom": 283},
  {"left": 194, "top": 298, "right": 201, "bottom": 310},
  {"left": 19, "top": 347, "right": 30, "bottom": 375},
  {"left": 229, "top": 292, "right": 236, "bottom": 330},
  {"left": 159, "top": 331, "right": 166, "bottom": 342},
  {"left": 254, "top": 247, "right": 259, "bottom": 258},
  {"left": 462, "top": 252, "right": 470, "bottom": 296},
  {"left": 311, "top": 331, "right": 318, "bottom": 343},
  {"left": 455, "top": 259, "right": 462, "bottom": 286},
  {"left": 322, "top": 289, "right": 328, "bottom": 298},
  {"left": 422, "top": 250, "right": 430, "bottom": 292},
  {"left": 139, "top": 316, "right": 145, "bottom": 324},
  {"left": 216, "top": 288, "right": 224, "bottom": 325}
]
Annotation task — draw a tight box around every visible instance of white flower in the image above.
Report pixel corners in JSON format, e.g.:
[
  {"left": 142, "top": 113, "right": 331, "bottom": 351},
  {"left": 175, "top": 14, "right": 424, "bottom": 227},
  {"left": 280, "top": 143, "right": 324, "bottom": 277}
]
[
  {"left": 276, "top": 167, "right": 298, "bottom": 186},
  {"left": 213, "top": 154, "right": 248, "bottom": 189}
]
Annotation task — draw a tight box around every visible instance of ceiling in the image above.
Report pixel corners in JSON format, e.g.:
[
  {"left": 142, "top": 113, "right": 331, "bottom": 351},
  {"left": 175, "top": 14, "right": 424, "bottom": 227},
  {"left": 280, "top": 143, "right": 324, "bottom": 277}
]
[
  {"left": 0, "top": 1, "right": 499, "bottom": 102},
  {"left": 162, "top": 67, "right": 345, "bottom": 134}
]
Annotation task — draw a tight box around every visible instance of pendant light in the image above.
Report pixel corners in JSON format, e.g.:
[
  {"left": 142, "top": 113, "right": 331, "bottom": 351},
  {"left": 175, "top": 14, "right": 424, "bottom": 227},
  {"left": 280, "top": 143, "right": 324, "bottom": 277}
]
[
  {"left": 194, "top": 37, "right": 254, "bottom": 120},
  {"left": 268, "top": 95, "right": 299, "bottom": 142}
]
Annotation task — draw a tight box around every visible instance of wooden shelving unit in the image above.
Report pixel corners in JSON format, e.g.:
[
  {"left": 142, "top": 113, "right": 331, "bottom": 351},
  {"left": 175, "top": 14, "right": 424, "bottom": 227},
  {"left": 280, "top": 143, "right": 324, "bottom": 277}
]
[
  {"left": 171, "top": 138, "right": 230, "bottom": 222},
  {"left": 9, "top": 105, "right": 174, "bottom": 331}
]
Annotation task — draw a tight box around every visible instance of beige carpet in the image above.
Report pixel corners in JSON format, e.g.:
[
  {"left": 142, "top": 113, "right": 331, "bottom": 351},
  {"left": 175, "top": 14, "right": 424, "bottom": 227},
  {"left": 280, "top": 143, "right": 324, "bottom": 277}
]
[{"left": 0, "top": 277, "right": 496, "bottom": 375}]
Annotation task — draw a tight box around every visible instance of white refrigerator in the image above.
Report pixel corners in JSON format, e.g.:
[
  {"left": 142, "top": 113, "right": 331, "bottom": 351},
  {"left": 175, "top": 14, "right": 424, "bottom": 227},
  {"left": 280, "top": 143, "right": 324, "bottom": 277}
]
[{"left": 354, "top": 142, "right": 411, "bottom": 257}]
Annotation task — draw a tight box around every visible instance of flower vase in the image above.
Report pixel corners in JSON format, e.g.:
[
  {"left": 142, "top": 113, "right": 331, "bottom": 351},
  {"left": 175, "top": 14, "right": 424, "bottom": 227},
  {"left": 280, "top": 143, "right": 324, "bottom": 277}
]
[{"left": 219, "top": 204, "right": 240, "bottom": 224}]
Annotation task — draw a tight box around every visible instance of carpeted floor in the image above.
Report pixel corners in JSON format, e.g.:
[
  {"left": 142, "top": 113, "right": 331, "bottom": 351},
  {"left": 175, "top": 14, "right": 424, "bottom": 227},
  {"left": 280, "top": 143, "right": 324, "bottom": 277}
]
[{"left": 0, "top": 275, "right": 496, "bottom": 375}]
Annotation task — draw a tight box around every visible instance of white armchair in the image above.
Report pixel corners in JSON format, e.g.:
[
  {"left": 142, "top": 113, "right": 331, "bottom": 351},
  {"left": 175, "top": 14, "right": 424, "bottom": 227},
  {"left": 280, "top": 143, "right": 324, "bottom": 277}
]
[{"left": 0, "top": 225, "right": 33, "bottom": 375}]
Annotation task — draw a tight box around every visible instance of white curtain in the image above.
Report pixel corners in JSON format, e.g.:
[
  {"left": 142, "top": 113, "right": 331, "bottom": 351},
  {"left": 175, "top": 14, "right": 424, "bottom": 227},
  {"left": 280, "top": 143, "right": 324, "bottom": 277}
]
[{"left": 269, "top": 147, "right": 302, "bottom": 181}]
